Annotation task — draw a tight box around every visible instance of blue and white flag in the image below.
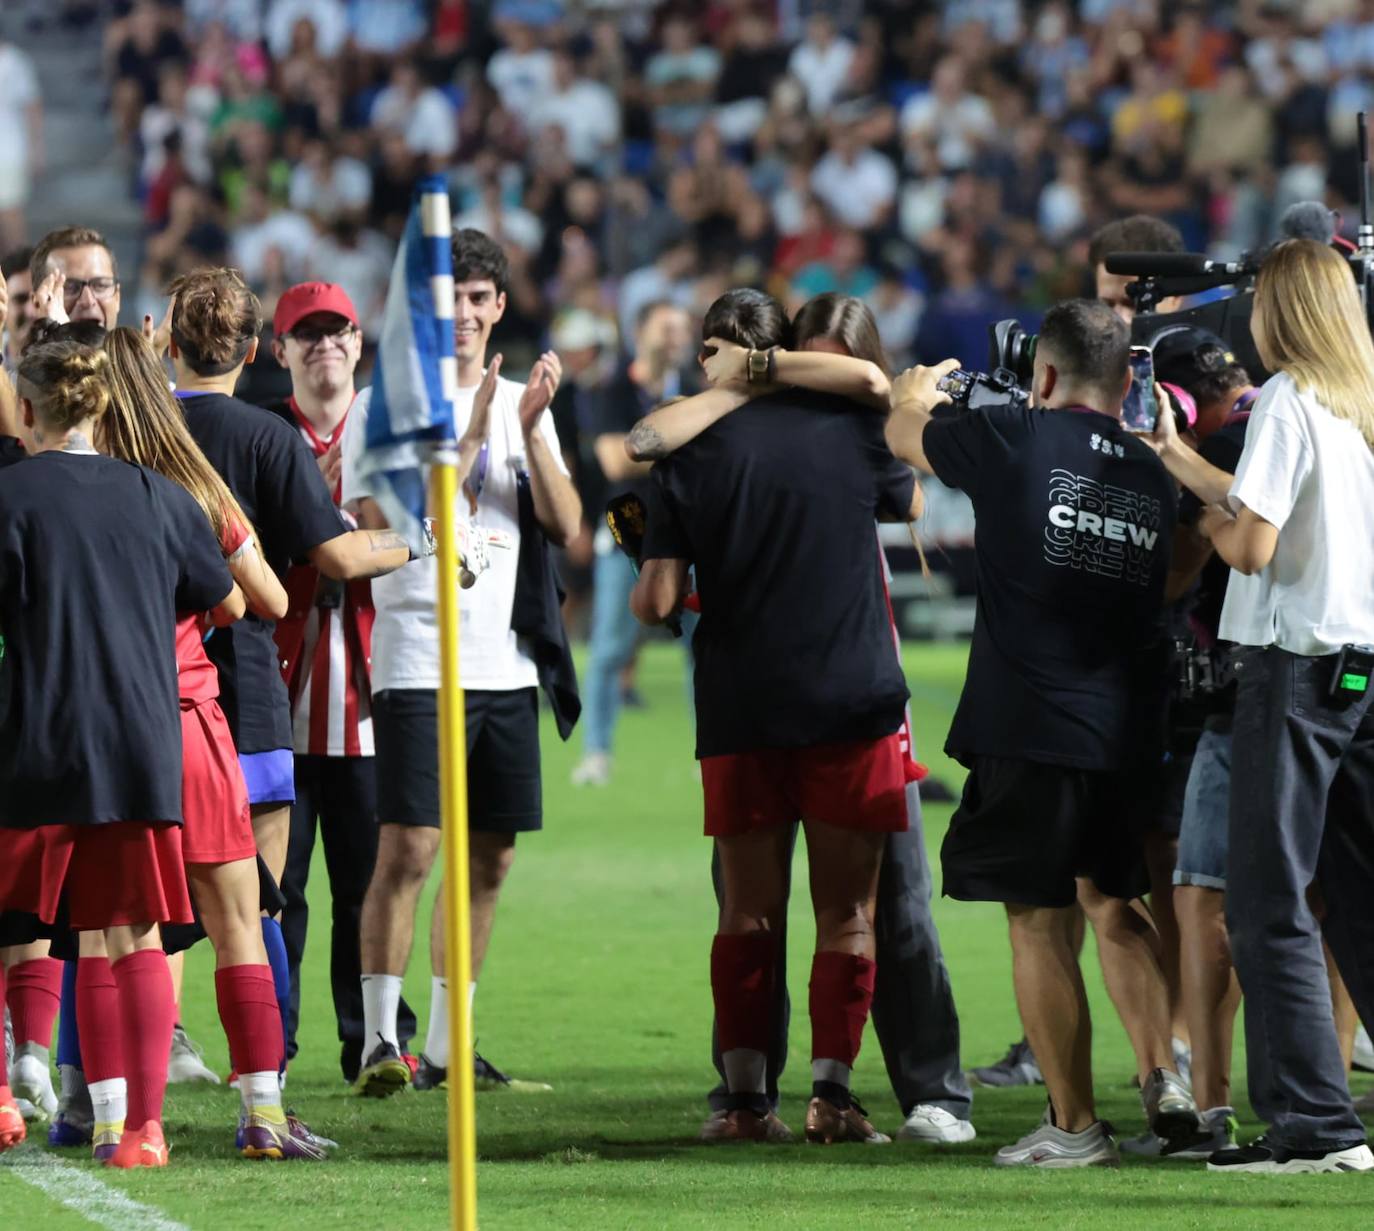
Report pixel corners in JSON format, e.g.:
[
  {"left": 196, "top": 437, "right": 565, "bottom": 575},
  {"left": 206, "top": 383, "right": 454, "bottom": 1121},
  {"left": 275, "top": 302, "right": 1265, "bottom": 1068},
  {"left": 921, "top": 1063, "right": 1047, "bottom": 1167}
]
[{"left": 357, "top": 175, "right": 459, "bottom": 552}]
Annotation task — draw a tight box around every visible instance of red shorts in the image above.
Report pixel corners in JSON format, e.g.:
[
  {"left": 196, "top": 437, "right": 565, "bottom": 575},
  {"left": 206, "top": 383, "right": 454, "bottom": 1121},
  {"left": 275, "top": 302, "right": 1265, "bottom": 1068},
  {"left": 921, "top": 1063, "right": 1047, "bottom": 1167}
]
[
  {"left": 181, "top": 700, "right": 256, "bottom": 865},
  {"left": 0, "top": 821, "right": 194, "bottom": 931},
  {"left": 700, "top": 735, "right": 910, "bottom": 837}
]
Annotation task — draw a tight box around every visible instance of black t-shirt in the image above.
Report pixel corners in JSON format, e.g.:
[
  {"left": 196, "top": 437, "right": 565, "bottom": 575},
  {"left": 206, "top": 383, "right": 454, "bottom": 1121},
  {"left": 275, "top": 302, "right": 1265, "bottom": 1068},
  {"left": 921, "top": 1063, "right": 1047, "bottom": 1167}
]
[
  {"left": 0, "top": 438, "right": 26, "bottom": 471},
  {"left": 923, "top": 405, "right": 1178, "bottom": 771},
  {"left": 642, "top": 390, "right": 915, "bottom": 758},
  {"left": 0, "top": 453, "right": 231, "bottom": 826},
  {"left": 180, "top": 392, "right": 346, "bottom": 753},
  {"left": 1178, "top": 417, "right": 1249, "bottom": 644}
]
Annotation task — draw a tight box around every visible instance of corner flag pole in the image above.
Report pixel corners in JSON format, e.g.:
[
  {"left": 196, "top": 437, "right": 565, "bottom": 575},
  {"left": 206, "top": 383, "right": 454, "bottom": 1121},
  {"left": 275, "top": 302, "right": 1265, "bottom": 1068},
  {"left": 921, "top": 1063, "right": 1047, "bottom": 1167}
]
[{"left": 421, "top": 187, "right": 477, "bottom": 1231}]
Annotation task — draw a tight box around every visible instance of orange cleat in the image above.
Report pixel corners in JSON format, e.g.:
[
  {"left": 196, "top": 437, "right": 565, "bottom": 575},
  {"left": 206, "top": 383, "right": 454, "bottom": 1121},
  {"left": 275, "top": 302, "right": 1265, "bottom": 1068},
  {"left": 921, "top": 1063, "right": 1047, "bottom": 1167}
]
[
  {"left": 0, "top": 1087, "right": 28, "bottom": 1152},
  {"left": 804, "top": 1096, "right": 891, "bottom": 1145},
  {"left": 700, "top": 1108, "right": 794, "bottom": 1143},
  {"left": 106, "top": 1120, "right": 170, "bottom": 1169}
]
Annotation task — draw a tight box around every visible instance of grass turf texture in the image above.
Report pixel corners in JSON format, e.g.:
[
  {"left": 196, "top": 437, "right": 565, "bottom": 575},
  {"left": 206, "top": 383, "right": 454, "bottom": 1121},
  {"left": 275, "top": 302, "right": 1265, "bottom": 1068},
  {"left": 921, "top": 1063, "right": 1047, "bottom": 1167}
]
[{"left": 4, "top": 641, "right": 1373, "bottom": 1229}]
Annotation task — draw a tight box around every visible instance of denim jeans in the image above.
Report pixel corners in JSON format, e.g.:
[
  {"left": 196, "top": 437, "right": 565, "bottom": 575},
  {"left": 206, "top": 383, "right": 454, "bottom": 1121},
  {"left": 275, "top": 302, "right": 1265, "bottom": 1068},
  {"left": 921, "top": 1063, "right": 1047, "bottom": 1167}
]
[
  {"left": 1227, "top": 645, "right": 1374, "bottom": 1149},
  {"left": 581, "top": 545, "right": 639, "bottom": 756}
]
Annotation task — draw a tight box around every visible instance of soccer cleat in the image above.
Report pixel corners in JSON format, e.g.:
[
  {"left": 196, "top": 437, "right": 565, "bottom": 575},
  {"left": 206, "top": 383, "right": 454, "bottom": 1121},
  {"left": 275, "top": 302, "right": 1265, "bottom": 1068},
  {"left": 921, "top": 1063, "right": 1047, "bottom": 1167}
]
[
  {"left": 0, "top": 1087, "right": 28, "bottom": 1152},
  {"left": 239, "top": 1106, "right": 329, "bottom": 1161},
  {"left": 354, "top": 1035, "right": 411, "bottom": 1098},
  {"left": 92, "top": 1119, "right": 125, "bottom": 1163},
  {"left": 48, "top": 1108, "right": 94, "bottom": 1148},
  {"left": 570, "top": 753, "right": 612, "bottom": 787},
  {"left": 168, "top": 1025, "right": 221, "bottom": 1084},
  {"left": 474, "top": 1050, "right": 552, "bottom": 1093},
  {"left": 1208, "top": 1138, "right": 1374, "bottom": 1174},
  {"left": 1354, "top": 1025, "right": 1374, "bottom": 1074},
  {"left": 106, "top": 1120, "right": 167, "bottom": 1168},
  {"left": 12, "top": 1044, "right": 58, "bottom": 1121},
  {"left": 1141, "top": 1068, "right": 1199, "bottom": 1143},
  {"left": 896, "top": 1104, "right": 977, "bottom": 1144},
  {"left": 412, "top": 1054, "right": 447, "bottom": 1091},
  {"left": 804, "top": 1096, "right": 890, "bottom": 1145},
  {"left": 703, "top": 1104, "right": 791, "bottom": 1143},
  {"left": 995, "top": 1113, "right": 1119, "bottom": 1168},
  {"left": 969, "top": 1039, "right": 1043, "bottom": 1088}
]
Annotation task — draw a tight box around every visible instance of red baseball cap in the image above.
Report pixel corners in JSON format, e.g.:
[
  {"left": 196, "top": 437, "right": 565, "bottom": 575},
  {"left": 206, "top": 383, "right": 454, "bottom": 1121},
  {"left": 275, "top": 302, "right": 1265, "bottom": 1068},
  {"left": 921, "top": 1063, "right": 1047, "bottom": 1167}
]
[{"left": 274, "top": 282, "right": 359, "bottom": 337}]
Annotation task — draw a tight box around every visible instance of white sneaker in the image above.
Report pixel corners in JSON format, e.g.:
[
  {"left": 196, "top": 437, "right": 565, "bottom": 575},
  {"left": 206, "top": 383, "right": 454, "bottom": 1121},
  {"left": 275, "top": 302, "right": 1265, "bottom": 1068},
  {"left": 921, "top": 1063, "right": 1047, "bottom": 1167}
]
[
  {"left": 571, "top": 753, "right": 612, "bottom": 787},
  {"left": 1354, "top": 1025, "right": 1374, "bottom": 1074},
  {"left": 168, "top": 1025, "right": 221, "bottom": 1084},
  {"left": 995, "top": 1114, "right": 1119, "bottom": 1168},
  {"left": 12, "top": 1045, "right": 58, "bottom": 1120},
  {"left": 897, "top": 1104, "right": 977, "bottom": 1144}
]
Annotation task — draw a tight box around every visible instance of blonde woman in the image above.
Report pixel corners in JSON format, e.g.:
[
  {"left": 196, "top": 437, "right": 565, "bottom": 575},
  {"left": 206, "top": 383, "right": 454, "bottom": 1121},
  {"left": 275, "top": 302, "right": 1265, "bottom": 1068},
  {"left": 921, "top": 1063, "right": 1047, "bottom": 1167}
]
[{"left": 1150, "top": 239, "right": 1374, "bottom": 1175}]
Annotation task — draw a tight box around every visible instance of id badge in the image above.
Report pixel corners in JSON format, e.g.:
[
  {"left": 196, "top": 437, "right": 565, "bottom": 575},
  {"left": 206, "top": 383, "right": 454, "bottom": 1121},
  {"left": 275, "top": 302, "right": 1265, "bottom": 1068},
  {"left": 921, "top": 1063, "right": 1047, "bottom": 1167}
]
[{"left": 1330, "top": 645, "right": 1374, "bottom": 699}]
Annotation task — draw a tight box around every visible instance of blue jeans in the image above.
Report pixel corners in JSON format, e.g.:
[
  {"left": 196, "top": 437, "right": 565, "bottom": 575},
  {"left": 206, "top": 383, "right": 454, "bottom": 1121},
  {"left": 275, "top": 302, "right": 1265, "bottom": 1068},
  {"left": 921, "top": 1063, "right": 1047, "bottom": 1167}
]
[{"left": 582, "top": 545, "right": 639, "bottom": 756}]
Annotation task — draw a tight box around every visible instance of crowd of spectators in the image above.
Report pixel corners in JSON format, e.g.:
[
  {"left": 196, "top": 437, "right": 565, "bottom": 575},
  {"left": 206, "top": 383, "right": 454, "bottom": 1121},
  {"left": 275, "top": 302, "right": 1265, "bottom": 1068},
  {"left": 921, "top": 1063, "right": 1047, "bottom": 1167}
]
[{"left": 85, "top": 0, "right": 1374, "bottom": 563}]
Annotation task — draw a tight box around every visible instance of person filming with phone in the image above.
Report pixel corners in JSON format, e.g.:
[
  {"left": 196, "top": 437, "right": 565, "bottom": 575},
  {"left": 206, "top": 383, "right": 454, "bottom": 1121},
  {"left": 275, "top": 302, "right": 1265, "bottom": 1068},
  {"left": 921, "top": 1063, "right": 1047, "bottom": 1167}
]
[
  {"left": 1145, "top": 238, "right": 1374, "bottom": 1176},
  {"left": 885, "top": 299, "right": 1186, "bottom": 1168}
]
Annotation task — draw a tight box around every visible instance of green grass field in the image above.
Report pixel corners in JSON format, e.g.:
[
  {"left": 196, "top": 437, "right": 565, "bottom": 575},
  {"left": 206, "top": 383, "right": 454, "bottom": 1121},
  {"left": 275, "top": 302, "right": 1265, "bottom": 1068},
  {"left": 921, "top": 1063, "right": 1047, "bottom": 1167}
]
[{"left": 3, "top": 642, "right": 1372, "bottom": 1229}]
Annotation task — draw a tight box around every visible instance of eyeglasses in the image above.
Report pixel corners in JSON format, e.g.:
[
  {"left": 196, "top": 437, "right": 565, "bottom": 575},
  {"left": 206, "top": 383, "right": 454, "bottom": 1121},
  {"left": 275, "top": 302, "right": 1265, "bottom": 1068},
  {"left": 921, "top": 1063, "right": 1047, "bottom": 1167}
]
[
  {"left": 288, "top": 323, "right": 358, "bottom": 347},
  {"left": 61, "top": 277, "right": 119, "bottom": 304}
]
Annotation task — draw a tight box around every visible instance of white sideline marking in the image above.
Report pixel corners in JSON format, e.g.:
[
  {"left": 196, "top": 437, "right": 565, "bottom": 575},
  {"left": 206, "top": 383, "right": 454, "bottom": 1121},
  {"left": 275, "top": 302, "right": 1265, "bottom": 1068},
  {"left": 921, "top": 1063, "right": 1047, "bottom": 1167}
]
[{"left": 1, "top": 1146, "right": 190, "bottom": 1231}]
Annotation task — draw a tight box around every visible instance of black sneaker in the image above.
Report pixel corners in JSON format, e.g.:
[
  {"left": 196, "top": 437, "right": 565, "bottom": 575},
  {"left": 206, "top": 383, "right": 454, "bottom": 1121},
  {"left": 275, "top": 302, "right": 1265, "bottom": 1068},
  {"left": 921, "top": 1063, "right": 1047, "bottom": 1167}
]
[
  {"left": 1208, "top": 1137, "right": 1374, "bottom": 1174},
  {"left": 353, "top": 1035, "right": 411, "bottom": 1098},
  {"left": 969, "top": 1039, "right": 1043, "bottom": 1088},
  {"left": 413, "top": 1054, "right": 447, "bottom": 1091},
  {"left": 474, "top": 1049, "right": 552, "bottom": 1093},
  {"left": 340, "top": 1039, "right": 364, "bottom": 1085}
]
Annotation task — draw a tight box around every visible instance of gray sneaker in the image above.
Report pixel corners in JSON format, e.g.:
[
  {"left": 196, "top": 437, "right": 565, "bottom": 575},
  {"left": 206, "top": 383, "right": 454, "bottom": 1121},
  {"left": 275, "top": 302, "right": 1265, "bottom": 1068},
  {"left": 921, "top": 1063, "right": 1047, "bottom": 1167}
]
[
  {"left": 168, "top": 1024, "right": 221, "bottom": 1084},
  {"left": 1141, "top": 1068, "right": 1198, "bottom": 1142},
  {"left": 1161, "top": 1106, "right": 1238, "bottom": 1160},
  {"left": 969, "top": 1039, "right": 1043, "bottom": 1088},
  {"left": 995, "top": 1113, "right": 1119, "bottom": 1168}
]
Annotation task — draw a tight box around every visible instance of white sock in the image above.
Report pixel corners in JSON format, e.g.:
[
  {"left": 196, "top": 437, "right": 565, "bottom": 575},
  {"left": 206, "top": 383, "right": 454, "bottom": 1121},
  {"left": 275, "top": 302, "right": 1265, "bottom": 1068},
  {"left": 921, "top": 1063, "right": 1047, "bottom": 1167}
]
[
  {"left": 722, "top": 1048, "right": 767, "bottom": 1095},
  {"left": 812, "top": 1059, "right": 851, "bottom": 1089},
  {"left": 469, "top": 982, "right": 477, "bottom": 1017},
  {"left": 361, "top": 973, "right": 402, "bottom": 1050},
  {"left": 240, "top": 1071, "right": 282, "bottom": 1112},
  {"left": 425, "top": 976, "right": 449, "bottom": 1068},
  {"left": 89, "top": 1077, "right": 127, "bottom": 1127}
]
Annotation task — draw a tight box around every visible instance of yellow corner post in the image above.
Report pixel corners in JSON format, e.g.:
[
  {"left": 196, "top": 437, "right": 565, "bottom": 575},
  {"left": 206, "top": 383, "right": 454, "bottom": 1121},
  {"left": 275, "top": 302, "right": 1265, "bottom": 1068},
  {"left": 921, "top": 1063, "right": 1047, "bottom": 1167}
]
[{"left": 433, "top": 451, "right": 477, "bottom": 1231}]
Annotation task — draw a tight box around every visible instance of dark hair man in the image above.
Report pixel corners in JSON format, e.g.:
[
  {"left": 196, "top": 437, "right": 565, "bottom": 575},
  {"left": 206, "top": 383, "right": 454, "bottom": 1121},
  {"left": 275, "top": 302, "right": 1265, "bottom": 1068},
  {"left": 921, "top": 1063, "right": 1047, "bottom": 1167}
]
[
  {"left": 2, "top": 247, "right": 35, "bottom": 363},
  {"left": 632, "top": 288, "right": 924, "bottom": 1144},
  {"left": 572, "top": 299, "right": 696, "bottom": 788},
  {"left": 267, "top": 282, "right": 417, "bottom": 1082},
  {"left": 342, "top": 229, "right": 581, "bottom": 1097},
  {"left": 886, "top": 300, "right": 1191, "bottom": 1167},
  {"left": 29, "top": 226, "right": 122, "bottom": 332},
  {"left": 1089, "top": 215, "right": 1186, "bottom": 324}
]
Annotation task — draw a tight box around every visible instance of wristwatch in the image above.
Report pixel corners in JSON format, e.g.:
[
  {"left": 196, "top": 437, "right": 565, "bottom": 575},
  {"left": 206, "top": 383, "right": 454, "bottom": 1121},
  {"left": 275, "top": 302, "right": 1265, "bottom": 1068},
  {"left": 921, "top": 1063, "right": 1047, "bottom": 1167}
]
[{"left": 747, "top": 348, "right": 770, "bottom": 383}]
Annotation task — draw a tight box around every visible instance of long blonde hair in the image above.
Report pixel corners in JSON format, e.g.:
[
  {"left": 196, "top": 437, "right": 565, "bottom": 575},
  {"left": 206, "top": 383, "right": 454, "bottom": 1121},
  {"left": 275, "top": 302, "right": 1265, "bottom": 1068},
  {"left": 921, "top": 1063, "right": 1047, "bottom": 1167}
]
[
  {"left": 1253, "top": 239, "right": 1374, "bottom": 447},
  {"left": 99, "top": 327, "right": 256, "bottom": 549}
]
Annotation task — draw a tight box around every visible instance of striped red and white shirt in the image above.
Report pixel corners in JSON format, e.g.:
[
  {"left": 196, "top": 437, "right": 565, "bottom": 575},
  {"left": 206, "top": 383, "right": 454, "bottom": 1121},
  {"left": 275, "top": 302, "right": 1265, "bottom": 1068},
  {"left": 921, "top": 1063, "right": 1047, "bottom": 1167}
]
[{"left": 272, "top": 396, "right": 375, "bottom": 757}]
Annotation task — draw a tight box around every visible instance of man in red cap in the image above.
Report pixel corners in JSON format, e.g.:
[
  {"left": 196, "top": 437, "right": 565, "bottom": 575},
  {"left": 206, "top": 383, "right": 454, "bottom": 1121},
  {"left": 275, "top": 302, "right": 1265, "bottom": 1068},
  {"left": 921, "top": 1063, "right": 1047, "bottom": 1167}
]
[{"left": 269, "top": 282, "right": 416, "bottom": 1082}]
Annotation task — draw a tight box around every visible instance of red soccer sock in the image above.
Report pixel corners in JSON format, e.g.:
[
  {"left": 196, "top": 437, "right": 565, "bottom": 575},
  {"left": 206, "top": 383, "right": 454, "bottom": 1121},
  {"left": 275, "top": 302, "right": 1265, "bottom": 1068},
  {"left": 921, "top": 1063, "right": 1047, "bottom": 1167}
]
[
  {"left": 0, "top": 964, "right": 8, "bottom": 1087},
  {"left": 111, "top": 950, "right": 176, "bottom": 1130},
  {"left": 808, "top": 951, "right": 877, "bottom": 1068},
  {"left": 214, "top": 964, "right": 284, "bottom": 1077},
  {"left": 76, "top": 957, "right": 125, "bottom": 1084},
  {"left": 8, "top": 957, "right": 63, "bottom": 1049},
  {"left": 710, "top": 932, "right": 778, "bottom": 1054}
]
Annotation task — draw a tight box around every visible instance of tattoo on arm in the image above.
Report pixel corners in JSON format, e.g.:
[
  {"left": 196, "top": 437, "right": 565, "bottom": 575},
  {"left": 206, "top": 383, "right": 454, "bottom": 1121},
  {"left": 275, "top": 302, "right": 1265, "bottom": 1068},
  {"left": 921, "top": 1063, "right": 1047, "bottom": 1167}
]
[
  {"left": 368, "top": 530, "right": 410, "bottom": 554},
  {"left": 625, "top": 421, "right": 668, "bottom": 461}
]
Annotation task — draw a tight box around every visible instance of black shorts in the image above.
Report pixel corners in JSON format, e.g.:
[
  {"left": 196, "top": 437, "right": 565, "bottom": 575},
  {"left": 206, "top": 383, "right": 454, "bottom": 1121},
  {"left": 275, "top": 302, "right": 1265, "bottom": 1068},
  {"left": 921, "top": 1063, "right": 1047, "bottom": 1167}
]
[
  {"left": 941, "top": 756, "right": 1149, "bottom": 908},
  {"left": 373, "top": 688, "right": 542, "bottom": 833}
]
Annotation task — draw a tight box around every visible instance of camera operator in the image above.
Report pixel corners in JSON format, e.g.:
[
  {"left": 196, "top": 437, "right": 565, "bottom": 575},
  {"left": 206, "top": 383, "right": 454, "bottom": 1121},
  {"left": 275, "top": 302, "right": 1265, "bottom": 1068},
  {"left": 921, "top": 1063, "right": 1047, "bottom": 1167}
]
[
  {"left": 1146, "top": 239, "right": 1374, "bottom": 1175},
  {"left": 1089, "top": 215, "right": 1186, "bottom": 325},
  {"left": 886, "top": 300, "right": 1191, "bottom": 1168}
]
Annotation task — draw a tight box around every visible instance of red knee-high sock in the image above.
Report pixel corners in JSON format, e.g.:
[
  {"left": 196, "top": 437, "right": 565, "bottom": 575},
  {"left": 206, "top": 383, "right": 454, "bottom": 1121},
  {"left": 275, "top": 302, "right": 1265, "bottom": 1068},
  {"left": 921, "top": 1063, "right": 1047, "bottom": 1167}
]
[
  {"left": 111, "top": 951, "right": 175, "bottom": 1130},
  {"left": 710, "top": 932, "right": 778, "bottom": 1054},
  {"left": 214, "top": 964, "right": 283, "bottom": 1077},
  {"left": 808, "top": 951, "right": 877, "bottom": 1067},
  {"left": 8, "top": 957, "right": 63, "bottom": 1049},
  {"left": 0, "top": 964, "right": 8, "bottom": 1088},
  {"left": 76, "top": 957, "right": 125, "bottom": 1084}
]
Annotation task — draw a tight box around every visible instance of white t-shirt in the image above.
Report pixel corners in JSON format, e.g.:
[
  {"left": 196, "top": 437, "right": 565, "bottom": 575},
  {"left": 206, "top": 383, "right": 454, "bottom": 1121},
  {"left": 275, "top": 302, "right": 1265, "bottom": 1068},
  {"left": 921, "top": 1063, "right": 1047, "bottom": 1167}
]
[
  {"left": 1220, "top": 371, "right": 1374, "bottom": 653},
  {"left": 810, "top": 148, "right": 897, "bottom": 229},
  {"left": 370, "top": 86, "right": 458, "bottom": 158},
  {"left": 340, "top": 376, "right": 570, "bottom": 693},
  {"left": 0, "top": 44, "right": 40, "bottom": 172},
  {"left": 486, "top": 48, "right": 556, "bottom": 117}
]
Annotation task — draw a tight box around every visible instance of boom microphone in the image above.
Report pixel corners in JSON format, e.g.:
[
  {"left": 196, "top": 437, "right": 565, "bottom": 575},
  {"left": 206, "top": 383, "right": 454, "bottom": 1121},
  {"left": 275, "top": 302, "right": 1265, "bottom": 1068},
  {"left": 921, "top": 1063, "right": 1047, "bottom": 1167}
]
[
  {"left": 1277, "top": 200, "right": 1338, "bottom": 245},
  {"left": 1103, "top": 252, "right": 1251, "bottom": 278}
]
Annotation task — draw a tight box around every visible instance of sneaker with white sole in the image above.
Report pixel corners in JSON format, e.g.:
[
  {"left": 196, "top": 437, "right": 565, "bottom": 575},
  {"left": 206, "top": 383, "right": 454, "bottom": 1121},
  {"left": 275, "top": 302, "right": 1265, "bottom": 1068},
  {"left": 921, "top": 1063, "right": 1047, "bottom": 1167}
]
[
  {"left": 1140, "top": 1067, "right": 1198, "bottom": 1143},
  {"left": 1208, "top": 1138, "right": 1374, "bottom": 1174},
  {"left": 969, "top": 1039, "right": 1043, "bottom": 1088},
  {"left": 168, "top": 1025, "right": 221, "bottom": 1085},
  {"left": 897, "top": 1104, "right": 977, "bottom": 1144},
  {"left": 995, "top": 1112, "right": 1119, "bottom": 1168},
  {"left": 570, "top": 753, "right": 612, "bottom": 787},
  {"left": 1354, "top": 1025, "right": 1374, "bottom": 1074},
  {"left": 1122, "top": 1106, "right": 1238, "bottom": 1160},
  {"left": 12, "top": 1044, "right": 58, "bottom": 1120}
]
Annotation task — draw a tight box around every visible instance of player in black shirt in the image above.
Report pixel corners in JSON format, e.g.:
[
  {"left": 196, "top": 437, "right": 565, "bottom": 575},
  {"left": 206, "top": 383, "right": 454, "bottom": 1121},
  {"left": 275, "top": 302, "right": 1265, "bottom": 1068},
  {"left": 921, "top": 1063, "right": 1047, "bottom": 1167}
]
[
  {"left": 887, "top": 299, "right": 1193, "bottom": 1167},
  {"left": 635, "top": 289, "right": 922, "bottom": 1145}
]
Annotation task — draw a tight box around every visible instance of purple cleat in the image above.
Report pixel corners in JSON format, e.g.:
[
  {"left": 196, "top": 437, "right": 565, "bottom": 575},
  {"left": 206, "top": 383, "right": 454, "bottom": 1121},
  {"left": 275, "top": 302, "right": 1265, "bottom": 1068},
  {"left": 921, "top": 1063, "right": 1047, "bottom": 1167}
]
[
  {"left": 91, "top": 1121, "right": 123, "bottom": 1163},
  {"left": 239, "top": 1109, "right": 331, "bottom": 1161}
]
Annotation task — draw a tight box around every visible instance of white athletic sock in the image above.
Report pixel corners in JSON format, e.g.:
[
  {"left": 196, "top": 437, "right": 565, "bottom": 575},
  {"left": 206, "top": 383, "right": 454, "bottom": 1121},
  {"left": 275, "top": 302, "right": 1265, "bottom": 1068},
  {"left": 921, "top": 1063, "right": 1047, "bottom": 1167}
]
[
  {"left": 425, "top": 976, "right": 449, "bottom": 1068},
  {"left": 722, "top": 1048, "right": 767, "bottom": 1095},
  {"left": 812, "top": 1059, "right": 851, "bottom": 1089},
  {"left": 469, "top": 982, "right": 477, "bottom": 1017},
  {"left": 240, "top": 1071, "right": 282, "bottom": 1112},
  {"left": 89, "top": 1077, "right": 127, "bottom": 1127},
  {"left": 361, "top": 973, "right": 403, "bottom": 1050}
]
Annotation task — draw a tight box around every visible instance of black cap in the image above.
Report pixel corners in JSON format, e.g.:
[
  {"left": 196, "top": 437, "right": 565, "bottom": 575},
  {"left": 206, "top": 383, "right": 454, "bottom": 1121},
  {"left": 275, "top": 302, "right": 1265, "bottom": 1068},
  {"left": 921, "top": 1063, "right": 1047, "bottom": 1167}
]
[{"left": 1149, "top": 324, "right": 1237, "bottom": 395}]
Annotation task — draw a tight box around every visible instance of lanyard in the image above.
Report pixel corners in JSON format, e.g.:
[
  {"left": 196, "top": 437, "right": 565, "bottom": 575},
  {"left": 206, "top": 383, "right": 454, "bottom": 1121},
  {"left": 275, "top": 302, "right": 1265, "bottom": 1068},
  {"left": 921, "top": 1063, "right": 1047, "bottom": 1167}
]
[{"left": 287, "top": 395, "right": 348, "bottom": 456}]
